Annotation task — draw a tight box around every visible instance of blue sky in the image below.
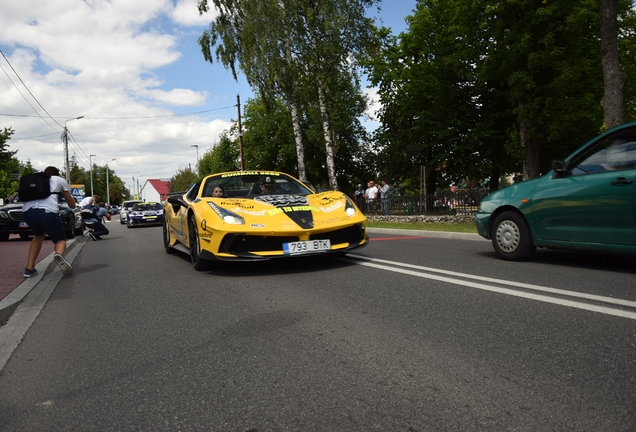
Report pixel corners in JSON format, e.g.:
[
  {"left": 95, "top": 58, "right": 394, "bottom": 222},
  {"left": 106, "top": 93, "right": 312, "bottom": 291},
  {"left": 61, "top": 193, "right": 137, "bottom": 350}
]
[{"left": 0, "top": 0, "right": 417, "bottom": 190}]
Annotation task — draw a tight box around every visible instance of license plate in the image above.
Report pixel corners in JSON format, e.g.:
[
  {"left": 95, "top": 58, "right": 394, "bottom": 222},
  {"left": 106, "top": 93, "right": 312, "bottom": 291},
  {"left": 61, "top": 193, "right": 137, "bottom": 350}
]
[
  {"left": 283, "top": 239, "right": 331, "bottom": 255},
  {"left": 18, "top": 222, "right": 29, "bottom": 228},
  {"left": 142, "top": 216, "right": 157, "bottom": 219}
]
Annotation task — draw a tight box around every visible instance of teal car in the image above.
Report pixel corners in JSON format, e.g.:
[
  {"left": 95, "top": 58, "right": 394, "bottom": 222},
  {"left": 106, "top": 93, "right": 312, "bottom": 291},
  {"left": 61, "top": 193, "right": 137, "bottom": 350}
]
[{"left": 476, "top": 121, "right": 636, "bottom": 261}]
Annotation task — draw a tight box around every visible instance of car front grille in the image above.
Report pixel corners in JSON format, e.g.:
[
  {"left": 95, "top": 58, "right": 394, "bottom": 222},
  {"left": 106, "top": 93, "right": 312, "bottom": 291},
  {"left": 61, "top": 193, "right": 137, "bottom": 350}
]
[
  {"left": 218, "top": 224, "right": 365, "bottom": 255},
  {"left": 310, "top": 224, "right": 365, "bottom": 245},
  {"left": 8, "top": 210, "right": 25, "bottom": 222},
  {"left": 220, "top": 234, "right": 300, "bottom": 254}
]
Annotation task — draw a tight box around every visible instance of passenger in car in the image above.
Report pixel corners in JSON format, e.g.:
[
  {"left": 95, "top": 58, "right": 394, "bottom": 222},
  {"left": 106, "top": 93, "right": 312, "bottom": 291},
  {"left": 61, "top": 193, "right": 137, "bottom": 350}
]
[{"left": 212, "top": 185, "right": 226, "bottom": 198}]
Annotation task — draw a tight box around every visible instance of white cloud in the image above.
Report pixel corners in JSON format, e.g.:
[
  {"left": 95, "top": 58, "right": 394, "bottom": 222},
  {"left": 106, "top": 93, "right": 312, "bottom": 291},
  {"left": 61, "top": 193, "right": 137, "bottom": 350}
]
[
  {"left": 363, "top": 87, "right": 381, "bottom": 123},
  {"left": 171, "top": 0, "right": 217, "bottom": 26},
  {"left": 0, "top": 0, "right": 238, "bottom": 184}
]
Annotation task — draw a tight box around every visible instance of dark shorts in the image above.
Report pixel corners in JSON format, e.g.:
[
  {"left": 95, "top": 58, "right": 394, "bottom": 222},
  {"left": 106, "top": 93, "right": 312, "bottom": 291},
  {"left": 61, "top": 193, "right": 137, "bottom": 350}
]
[{"left": 23, "top": 208, "right": 66, "bottom": 243}]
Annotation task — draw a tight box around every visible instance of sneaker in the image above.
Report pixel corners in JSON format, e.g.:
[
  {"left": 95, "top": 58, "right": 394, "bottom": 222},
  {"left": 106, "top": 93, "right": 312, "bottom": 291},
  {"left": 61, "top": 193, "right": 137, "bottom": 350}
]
[
  {"left": 88, "top": 232, "right": 97, "bottom": 241},
  {"left": 53, "top": 253, "right": 73, "bottom": 276},
  {"left": 24, "top": 268, "right": 38, "bottom": 278}
]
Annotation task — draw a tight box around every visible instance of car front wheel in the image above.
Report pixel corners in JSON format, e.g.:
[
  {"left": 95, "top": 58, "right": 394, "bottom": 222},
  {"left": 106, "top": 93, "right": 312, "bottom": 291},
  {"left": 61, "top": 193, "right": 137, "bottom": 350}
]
[
  {"left": 189, "top": 215, "right": 210, "bottom": 271},
  {"left": 491, "top": 211, "right": 535, "bottom": 261},
  {"left": 163, "top": 219, "right": 176, "bottom": 254}
]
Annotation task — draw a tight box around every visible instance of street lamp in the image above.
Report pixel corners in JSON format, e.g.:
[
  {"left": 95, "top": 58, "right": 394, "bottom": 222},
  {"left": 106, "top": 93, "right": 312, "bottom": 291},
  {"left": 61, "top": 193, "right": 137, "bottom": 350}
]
[
  {"left": 63, "top": 116, "right": 84, "bottom": 183},
  {"left": 191, "top": 145, "right": 199, "bottom": 174},
  {"left": 136, "top": 175, "right": 147, "bottom": 200},
  {"left": 89, "top": 154, "right": 96, "bottom": 196},
  {"left": 105, "top": 158, "right": 116, "bottom": 206}
]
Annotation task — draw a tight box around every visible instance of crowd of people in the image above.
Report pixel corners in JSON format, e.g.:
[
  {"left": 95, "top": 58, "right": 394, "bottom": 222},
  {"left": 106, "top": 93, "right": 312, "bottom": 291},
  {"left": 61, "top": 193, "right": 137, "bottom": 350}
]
[{"left": 354, "top": 179, "right": 390, "bottom": 216}]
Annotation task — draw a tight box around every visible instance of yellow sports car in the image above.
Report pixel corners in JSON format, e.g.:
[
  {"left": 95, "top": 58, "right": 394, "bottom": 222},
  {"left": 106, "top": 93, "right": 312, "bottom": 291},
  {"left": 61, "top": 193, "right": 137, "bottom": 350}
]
[{"left": 163, "top": 170, "right": 368, "bottom": 270}]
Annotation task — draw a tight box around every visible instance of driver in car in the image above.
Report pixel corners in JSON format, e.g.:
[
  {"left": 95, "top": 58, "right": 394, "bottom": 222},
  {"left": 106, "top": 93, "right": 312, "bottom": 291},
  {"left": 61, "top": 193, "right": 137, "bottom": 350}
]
[{"left": 259, "top": 177, "right": 276, "bottom": 194}]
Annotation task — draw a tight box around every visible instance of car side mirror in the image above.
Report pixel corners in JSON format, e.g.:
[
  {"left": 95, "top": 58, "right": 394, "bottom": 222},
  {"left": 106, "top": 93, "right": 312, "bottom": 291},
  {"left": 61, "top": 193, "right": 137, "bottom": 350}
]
[
  {"left": 167, "top": 195, "right": 185, "bottom": 212},
  {"left": 552, "top": 159, "right": 568, "bottom": 178}
]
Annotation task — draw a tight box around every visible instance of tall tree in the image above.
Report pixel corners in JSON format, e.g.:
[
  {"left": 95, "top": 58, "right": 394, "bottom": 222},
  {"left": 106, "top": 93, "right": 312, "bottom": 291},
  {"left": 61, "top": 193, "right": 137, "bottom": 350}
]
[
  {"left": 0, "top": 128, "right": 20, "bottom": 199},
  {"left": 198, "top": 132, "right": 240, "bottom": 176},
  {"left": 169, "top": 167, "right": 199, "bottom": 193},
  {"left": 198, "top": 0, "right": 379, "bottom": 189},
  {"left": 598, "top": 0, "right": 628, "bottom": 128}
]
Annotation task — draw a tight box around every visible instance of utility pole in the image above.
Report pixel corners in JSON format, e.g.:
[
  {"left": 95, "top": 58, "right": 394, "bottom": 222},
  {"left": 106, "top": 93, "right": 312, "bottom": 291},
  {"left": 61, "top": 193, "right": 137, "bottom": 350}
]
[
  {"left": 89, "top": 154, "right": 96, "bottom": 196},
  {"left": 63, "top": 116, "right": 83, "bottom": 183},
  {"left": 106, "top": 158, "right": 116, "bottom": 206},
  {"left": 237, "top": 94, "right": 245, "bottom": 171}
]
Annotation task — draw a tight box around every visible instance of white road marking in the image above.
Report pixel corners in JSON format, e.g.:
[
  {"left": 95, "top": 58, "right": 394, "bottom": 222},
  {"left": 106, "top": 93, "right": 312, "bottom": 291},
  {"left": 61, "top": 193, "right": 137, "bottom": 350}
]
[{"left": 345, "top": 254, "right": 636, "bottom": 320}]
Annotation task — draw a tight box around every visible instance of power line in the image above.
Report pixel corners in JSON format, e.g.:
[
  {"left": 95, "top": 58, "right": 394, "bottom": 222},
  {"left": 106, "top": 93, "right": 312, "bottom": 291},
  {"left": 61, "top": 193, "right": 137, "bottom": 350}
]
[
  {"left": 0, "top": 105, "right": 238, "bottom": 120},
  {"left": 0, "top": 49, "right": 63, "bottom": 130}
]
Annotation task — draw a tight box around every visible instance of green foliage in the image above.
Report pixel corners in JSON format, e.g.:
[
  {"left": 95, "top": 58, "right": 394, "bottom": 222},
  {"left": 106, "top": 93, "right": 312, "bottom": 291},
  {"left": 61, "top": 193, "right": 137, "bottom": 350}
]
[
  {"left": 364, "top": 0, "right": 636, "bottom": 190},
  {"left": 0, "top": 128, "right": 20, "bottom": 199},
  {"left": 169, "top": 167, "right": 199, "bottom": 193},
  {"left": 198, "top": 0, "right": 381, "bottom": 189},
  {"left": 198, "top": 132, "right": 241, "bottom": 176}
]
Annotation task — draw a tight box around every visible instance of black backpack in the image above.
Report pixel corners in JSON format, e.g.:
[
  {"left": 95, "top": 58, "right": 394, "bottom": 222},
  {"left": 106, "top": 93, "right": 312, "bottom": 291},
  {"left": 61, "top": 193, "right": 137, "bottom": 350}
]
[{"left": 18, "top": 172, "right": 53, "bottom": 202}]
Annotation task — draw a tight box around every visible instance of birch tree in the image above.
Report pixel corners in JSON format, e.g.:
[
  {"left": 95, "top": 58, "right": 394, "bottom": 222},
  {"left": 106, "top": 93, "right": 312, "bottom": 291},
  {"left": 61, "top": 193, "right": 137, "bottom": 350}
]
[{"left": 198, "top": 0, "right": 379, "bottom": 189}]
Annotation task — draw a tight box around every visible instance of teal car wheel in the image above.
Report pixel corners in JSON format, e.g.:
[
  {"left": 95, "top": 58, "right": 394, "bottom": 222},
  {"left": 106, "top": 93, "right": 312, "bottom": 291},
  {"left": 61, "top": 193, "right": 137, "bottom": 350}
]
[{"left": 492, "top": 211, "right": 535, "bottom": 261}]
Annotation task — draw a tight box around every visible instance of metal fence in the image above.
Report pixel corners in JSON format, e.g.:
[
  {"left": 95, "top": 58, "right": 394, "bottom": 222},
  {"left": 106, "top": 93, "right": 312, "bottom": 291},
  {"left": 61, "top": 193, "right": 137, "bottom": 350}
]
[{"left": 354, "top": 189, "right": 491, "bottom": 216}]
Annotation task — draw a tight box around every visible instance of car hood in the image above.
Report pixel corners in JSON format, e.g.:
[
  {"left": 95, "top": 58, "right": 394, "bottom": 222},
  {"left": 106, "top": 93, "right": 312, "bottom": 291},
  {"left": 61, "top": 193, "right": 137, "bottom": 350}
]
[
  {"left": 479, "top": 176, "right": 543, "bottom": 213},
  {"left": 196, "top": 192, "right": 364, "bottom": 230}
]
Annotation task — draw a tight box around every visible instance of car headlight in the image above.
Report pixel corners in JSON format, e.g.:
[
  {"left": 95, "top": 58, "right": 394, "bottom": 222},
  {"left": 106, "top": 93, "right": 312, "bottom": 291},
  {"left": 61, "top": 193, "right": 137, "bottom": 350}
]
[
  {"left": 0, "top": 211, "right": 8, "bottom": 219},
  {"left": 344, "top": 196, "right": 357, "bottom": 217},
  {"left": 208, "top": 202, "right": 245, "bottom": 225}
]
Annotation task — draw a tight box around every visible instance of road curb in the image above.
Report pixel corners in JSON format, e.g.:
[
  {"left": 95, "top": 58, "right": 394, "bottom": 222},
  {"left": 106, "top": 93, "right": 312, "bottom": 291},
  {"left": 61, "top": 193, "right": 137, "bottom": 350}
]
[
  {"left": 0, "top": 235, "right": 87, "bottom": 326},
  {"left": 367, "top": 227, "right": 485, "bottom": 241}
]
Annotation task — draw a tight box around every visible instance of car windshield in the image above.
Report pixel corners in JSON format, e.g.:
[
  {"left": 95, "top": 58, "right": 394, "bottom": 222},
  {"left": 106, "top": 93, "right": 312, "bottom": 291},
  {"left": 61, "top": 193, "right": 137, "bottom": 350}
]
[
  {"left": 132, "top": 202, "right": 162, "bottom": 211},
  {"left": 200, "top": 172, "right": 313, "bottom": 198}
]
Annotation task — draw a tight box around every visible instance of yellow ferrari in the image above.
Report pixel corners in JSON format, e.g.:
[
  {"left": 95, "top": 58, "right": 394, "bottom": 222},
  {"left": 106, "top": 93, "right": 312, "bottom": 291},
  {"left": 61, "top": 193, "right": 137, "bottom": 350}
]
[{"left": 163, "top": 170, "right": 368, "bottom": 270}]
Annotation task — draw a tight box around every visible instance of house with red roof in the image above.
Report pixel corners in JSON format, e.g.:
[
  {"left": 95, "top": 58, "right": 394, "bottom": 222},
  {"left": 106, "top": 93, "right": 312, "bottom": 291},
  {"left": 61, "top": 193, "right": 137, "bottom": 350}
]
[{"left": 140, "top": 179, "right": 171, "bottom": 202}]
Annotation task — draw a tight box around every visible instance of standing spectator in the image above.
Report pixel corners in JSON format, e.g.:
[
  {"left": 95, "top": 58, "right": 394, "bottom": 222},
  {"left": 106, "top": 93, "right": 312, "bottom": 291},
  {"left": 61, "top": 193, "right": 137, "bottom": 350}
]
[
  {"left": 354, "top": 184, "right": 366, "bottom": 213},
  {"left": 379, "top": 179, "right": 390, "bottom": 216},
  {"left": 22, "top": 166, "right": 75, "bottom": 278},
  {"left": 84, "top": 201, "right": 112, "bottom": 240},
  {"left": 365, "top": 181, "right": 379, "bottom": 215}
]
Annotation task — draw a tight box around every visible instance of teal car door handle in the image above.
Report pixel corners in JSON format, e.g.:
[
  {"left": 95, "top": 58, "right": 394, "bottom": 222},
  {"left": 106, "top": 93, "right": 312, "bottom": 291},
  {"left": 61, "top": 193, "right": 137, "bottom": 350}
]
[{"left": 611, "top": 177, "right": 633, "bottom": 186}]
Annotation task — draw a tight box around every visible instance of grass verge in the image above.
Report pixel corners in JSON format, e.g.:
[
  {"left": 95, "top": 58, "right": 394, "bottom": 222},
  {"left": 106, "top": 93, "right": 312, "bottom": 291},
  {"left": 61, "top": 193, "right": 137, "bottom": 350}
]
[{"left": 367, "top": 220, "right": 477, "bottom": 233}]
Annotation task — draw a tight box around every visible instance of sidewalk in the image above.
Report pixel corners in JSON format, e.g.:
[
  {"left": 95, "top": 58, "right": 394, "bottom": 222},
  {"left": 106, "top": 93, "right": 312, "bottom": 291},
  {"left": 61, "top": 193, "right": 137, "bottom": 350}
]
[{"left": 0, "top": 234, "right": 84, "bottom": 325}]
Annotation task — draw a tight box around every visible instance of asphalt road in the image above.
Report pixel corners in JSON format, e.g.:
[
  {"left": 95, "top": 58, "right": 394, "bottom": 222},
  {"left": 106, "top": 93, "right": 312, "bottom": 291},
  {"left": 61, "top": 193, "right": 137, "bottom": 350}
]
[{"left": 0, "top": 220, "right": 635, "bottom": 431}]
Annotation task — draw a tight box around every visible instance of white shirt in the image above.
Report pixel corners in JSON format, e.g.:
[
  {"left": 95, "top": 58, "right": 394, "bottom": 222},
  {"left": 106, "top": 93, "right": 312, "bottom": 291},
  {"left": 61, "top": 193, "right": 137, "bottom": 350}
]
[
  {"left": 78, "top": 196, "right": 93, "bottom": 207},
  {"left": 22, "top": 176, "right": 70, "bottom": 213},
  {"left": 366, "top": 186, "right": 378, "bottom": 200}
]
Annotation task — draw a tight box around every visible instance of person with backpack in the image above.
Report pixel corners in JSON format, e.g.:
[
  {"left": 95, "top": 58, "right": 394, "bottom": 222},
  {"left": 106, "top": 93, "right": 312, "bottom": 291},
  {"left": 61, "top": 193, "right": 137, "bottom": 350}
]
[
  {"left": 83, "top": 201, "right": 111, "bottom": 240},
  {"left": 20, "top": 166, "right": 75, "bottom": 278}
]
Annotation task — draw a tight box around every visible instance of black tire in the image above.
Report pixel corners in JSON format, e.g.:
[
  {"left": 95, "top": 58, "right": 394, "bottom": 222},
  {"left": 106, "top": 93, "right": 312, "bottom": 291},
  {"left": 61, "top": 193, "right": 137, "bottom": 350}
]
[
  {"left": 19, "top": 232, "right": 31, "bottom": 239},
  {"left": 163, "top": 219, "right": 176, "bottom": 254},
  {"left": 189, "top": 215, "right": 210, "bottom": 271},
  {"left": 491, "top": 211, "right": 535, "bottom": 261},
  {"left": 65, "top": 228, "right": 75, "bottom": 239},
  {"left": 74, "top": 220, "right": 85, "bottom": 236},
  {"left": 0, "top": 231, "right": 9, "bottom": 241}
]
